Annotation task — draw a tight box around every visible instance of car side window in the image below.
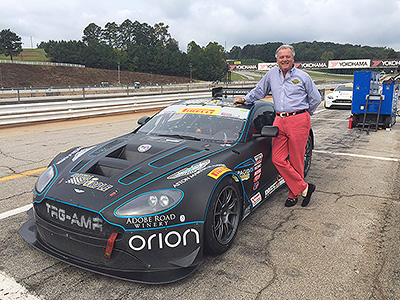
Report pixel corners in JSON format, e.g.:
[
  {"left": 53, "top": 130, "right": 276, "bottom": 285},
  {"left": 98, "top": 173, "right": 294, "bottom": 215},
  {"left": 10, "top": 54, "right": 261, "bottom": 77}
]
[{"left": 248, "top": 105, "right": 275, "bottom": 136}]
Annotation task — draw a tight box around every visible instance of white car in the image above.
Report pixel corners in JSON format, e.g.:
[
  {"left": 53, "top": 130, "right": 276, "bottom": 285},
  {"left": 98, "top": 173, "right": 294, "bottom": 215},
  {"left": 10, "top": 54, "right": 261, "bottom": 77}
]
[{"left": 324, "top": 83, "right": 353, "bottom": 109}]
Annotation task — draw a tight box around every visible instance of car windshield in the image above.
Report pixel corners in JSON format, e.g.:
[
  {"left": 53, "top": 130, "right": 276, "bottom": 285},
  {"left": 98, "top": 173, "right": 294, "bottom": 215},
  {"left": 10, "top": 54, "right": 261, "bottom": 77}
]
[
  {"left": 137, "top": 104, "right": 248, "bottom": 143},
  {"left": 335, "top": 84, "right": 353, "bottom": 92}
]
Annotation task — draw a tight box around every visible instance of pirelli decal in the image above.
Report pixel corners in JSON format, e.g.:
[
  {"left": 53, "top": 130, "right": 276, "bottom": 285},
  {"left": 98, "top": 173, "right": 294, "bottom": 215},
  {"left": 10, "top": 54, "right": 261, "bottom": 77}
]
[
  {"left": 178, "top": 107, "right": 220, "bottom": 115},
  {"left": 207, "top": 166, "right": 231, "bottom": 179}
]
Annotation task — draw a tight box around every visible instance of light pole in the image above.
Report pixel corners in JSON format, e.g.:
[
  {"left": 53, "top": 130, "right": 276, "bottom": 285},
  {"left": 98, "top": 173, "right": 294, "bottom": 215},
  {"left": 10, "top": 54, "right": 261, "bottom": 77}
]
[{"left": 117, "top": 62, "right": 121, "bottom": 85}]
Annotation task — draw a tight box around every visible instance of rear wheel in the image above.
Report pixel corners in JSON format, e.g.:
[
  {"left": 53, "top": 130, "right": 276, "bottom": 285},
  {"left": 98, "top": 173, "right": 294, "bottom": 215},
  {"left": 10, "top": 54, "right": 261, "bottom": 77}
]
[{"left": 204, "top": 177, "right": 242, "bottom": 254}]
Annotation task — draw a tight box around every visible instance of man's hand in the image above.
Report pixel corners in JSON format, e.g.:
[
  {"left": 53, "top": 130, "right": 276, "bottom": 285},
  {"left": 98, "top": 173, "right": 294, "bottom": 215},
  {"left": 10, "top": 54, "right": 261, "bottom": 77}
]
[{"left": 234, "top": 97, "right": 245, "bottom": 104}]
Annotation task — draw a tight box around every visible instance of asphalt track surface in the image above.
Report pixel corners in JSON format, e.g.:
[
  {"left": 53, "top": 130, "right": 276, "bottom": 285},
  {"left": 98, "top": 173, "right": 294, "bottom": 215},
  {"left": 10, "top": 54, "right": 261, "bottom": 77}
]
[{"left": 1, "top": 104, "right": 400, "bottom": 300}]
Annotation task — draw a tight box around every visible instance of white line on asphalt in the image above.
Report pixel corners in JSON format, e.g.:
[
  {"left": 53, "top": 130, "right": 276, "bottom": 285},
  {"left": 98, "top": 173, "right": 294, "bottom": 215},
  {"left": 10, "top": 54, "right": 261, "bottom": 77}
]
[
  {"left": 0, "top": 271, "right": 41, "bottom": 300},
  {"left": 312, "top": 108, "right": 326, "bottom": 115},
  {"left": 0, "top": 204, "right": 32, "bottom": 221},
  {"left": 314, "top": 150, "right": 400, "bottom": 162},
  {"left": 312, "top": 118, "right": 348, "bottom": 122}
]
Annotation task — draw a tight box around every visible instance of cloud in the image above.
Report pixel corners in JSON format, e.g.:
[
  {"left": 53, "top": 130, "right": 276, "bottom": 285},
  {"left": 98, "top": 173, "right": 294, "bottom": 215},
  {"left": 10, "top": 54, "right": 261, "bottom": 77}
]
[{"left": 1, "top": 0, "right": 400, "bottom": 51}]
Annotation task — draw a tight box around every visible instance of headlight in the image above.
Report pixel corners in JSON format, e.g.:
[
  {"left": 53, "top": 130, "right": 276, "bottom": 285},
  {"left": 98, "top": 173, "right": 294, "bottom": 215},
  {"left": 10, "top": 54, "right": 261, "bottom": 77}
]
[
  {"left": 35, "top": 166, "right": 55, "bottom": 193},
  {"left": 327, "top": 95, "right": 334, "bottom": 99},
  {"left": 115, "top": 189, "right": 183, "bottom": 217}
]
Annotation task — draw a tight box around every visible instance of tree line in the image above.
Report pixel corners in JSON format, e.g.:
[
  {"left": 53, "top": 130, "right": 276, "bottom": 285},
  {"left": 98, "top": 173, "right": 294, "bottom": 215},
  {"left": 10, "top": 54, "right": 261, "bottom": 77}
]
[
  {"left": 228, "top": 41, "right": 400, "bottom": 62},
  {"left": 2, "top": 21, "right": 400, "bottom": 82},
  {"left": 37, "top": 20, "right": 227, "bottom": 81}
]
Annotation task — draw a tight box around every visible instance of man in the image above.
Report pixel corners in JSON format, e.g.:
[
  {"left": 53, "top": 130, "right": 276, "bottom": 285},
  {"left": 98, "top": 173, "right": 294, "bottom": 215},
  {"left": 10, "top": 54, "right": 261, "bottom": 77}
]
[{"left": 234, "top": 44, "right": 321, "bottom": 207}]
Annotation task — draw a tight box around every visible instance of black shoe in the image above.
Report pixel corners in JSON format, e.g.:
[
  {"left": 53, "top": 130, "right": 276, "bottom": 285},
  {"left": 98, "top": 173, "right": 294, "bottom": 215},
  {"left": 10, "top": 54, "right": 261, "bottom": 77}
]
[
  {"left": 301, "top": 183, "right": 316, "bottom": 207},
  {"left": 285, "top": 198, "right": 298, "bottom": 207}
]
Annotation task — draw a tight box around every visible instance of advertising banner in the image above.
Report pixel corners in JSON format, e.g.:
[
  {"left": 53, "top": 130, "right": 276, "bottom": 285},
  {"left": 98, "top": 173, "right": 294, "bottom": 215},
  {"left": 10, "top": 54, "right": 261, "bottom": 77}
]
[
  {"left": 371, "top": 59, "right": 400, "bottom": 68},
  {"left": 328, "top": 59, "right": 370, "bottom": 69}
]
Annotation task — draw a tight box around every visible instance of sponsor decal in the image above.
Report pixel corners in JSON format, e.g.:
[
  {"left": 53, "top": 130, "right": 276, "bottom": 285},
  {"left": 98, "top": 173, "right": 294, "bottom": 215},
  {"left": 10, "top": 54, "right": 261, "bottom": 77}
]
[
  {"left": 128, "top": 228, "right": 200, "bottom": 251},
  {"left": 236, "top": 167, "right": 253, "bottom": 181},
  {"left": 254, "top": 153, "right": 263, "bottom": 161},
  {"left": 106, "top": 189, "right": 120, "bottom": 199},
  {"left": 253, "top": 181, "right": 259, "bottom": 190},
  {"left": 167, "top": 160, "right": 211, "bottom": 179},
  {"left": 254, "top": 174, "right": 261, "bottom": 182},
  {"left": 126, "top": 214, "right": 176, "bottom": 228},
  {"left": 45, "top": 202, "right": 103, "bottom": 232},
  {"left": 66, "top": 173, "right": 113, "bottom": 192},
  {"left": 172, "top": 163, "right": 224, "bottom": 188},
  {"left": 56, "top": 146, "right": 95, "bottom": 165},
  {"left": 137, "top": 144, "right": 152, "bottom": 153},
  {"left": 74, "top": 188, "right": 85, "bottom": 193},
  {"left": 250, "top": 192, "right": 262, "bottom": 207},
  {"left": 254, "top": 168, "right": 262, "bottom": 176},
  {"left": 264, "top": 176, "right": 286, "bottom": 198},
  {"left": 178, "top": 107, "right": 220, "bottom": 115},
  {"left": 207, "top": 166, "right": 231, "bottom": 179}
]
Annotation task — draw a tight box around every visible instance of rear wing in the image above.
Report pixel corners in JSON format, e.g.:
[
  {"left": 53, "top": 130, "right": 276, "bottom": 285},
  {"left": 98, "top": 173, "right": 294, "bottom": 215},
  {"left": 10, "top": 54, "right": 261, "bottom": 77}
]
[{"left": 212, "top": 87, "right": 255, "bottom": 98}]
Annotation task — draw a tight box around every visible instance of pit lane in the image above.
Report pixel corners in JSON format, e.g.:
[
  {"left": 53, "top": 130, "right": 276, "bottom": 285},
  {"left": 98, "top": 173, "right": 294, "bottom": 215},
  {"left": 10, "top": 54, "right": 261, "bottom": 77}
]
[{"left": 1, "top": 105, "right": 399, "bottom": 299}]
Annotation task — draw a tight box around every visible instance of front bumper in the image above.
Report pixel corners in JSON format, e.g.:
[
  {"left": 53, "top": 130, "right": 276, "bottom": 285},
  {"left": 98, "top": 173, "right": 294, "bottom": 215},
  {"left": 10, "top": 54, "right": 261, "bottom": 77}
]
[{"left": 19, "top": 209, "right": 202, "bottom": 284}]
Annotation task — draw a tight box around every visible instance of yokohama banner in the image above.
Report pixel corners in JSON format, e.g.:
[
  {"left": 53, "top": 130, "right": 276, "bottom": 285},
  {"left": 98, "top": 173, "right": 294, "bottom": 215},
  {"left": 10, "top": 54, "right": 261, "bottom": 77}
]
[
  {"left": 230, "top": 59, "right": 400, "bottom": 71},
  {"left": 371, "top": 59, "right": 400, "bottom": 68},
  {"left": 328, "top": 59, "right": 370, "bottom": 69}
]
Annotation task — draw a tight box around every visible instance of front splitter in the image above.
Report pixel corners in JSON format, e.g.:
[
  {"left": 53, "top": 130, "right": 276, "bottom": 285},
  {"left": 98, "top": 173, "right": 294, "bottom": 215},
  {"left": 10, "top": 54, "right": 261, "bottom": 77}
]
[{"left": 19, "top": 215, "right": 200, "bottom": 284}]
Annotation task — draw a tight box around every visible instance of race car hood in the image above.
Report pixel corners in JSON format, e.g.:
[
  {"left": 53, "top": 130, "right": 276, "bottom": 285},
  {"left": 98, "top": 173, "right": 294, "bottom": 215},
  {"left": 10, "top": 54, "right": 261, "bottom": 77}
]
[{"left": 42, "top": 132, "right": 229, "bottom": 213}]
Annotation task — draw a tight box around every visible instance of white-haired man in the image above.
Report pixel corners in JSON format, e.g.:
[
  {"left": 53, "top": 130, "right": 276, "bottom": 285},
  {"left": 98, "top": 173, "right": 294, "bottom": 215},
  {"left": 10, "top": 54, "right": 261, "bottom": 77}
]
[{"left": 235, "top": 44, "right": 321, "bottom": 207}]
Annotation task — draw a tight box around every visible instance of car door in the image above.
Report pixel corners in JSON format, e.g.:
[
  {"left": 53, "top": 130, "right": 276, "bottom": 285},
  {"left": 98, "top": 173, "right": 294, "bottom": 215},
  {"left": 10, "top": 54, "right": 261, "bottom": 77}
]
[{"left": 233, "top": 103, "right": 279, "bottom": 210}]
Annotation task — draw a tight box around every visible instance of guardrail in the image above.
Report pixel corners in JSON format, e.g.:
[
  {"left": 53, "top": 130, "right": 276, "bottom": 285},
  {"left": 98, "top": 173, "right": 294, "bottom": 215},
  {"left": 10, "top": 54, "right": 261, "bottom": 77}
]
[
  {"left": 0, "top": 60, "right": 85, "bottom": 68},
  {"left": 0, "top": 92, "right": 210, "bottom": 126},
  {"left": 0, "top": 83, "right": 330, "bottom": 127},
  {"left": 0, "top": 82, "right": 230, "bottom": 103}
]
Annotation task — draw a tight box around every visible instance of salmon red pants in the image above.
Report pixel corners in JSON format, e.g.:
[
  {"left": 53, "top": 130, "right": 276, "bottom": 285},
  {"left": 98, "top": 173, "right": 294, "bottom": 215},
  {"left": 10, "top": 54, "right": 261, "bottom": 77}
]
[{"left": 272, "top": 112, "right": 311, "bottom": 199}]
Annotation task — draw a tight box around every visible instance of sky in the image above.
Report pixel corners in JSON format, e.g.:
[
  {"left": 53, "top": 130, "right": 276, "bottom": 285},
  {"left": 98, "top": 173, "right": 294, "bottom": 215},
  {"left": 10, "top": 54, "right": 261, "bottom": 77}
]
[{"left": 1, "top": 0, "right": 400, "bottom": 53}]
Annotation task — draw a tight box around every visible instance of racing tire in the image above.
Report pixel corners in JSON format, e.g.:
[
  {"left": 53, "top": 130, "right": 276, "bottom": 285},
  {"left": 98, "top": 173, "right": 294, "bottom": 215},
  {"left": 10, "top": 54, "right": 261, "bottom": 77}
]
[
  {"left": 303, "top": 134, "right": 313, "bottom": 177},
  {"left": 204, "top": 177, "right": 242, "bottom": 255}
]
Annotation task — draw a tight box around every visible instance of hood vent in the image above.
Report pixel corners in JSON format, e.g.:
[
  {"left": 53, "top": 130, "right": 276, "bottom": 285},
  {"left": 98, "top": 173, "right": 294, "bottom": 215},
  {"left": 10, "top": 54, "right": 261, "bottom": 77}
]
[
  {"left": 149, "top": 147, "right": 201, "bottom": 168},
  {"left": 107, "top": 143, "right": 153, "bottom": 162},
  {"left": 119, "top": 168, "right": 150, "bottom": 185}
]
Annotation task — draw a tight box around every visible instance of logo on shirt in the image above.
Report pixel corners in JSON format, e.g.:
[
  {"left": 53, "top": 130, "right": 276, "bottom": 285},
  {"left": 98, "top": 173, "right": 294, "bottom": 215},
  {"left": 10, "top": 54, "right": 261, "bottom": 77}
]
[{"left": 291, "top": 78, "right": 301, "bottom": 85}]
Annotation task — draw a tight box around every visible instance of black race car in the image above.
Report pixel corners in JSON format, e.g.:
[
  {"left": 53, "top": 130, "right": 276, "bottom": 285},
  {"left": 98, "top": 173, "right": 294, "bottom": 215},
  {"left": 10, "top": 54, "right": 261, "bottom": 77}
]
[{"left": 20, "top": 87, "right": 314, "bottom": 284}]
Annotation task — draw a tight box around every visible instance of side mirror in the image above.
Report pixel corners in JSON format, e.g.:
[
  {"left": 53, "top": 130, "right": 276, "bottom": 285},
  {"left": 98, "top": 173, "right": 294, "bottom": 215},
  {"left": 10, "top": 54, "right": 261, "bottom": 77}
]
[
  {"left": 253, "top": 126, "right": 279, "bottom": 138},
  {"left": 261, "top": 126, "right": 279, "bottom": 137},
  {"left": 137, "top": 116, "right": 150, "bottom": 125}
]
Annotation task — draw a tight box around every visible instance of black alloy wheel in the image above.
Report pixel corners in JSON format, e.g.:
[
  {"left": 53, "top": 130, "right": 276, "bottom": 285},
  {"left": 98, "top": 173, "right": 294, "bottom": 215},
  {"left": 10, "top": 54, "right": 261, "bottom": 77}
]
[{"left": 204, "top": 177, "right": 242, "bottom": 254}]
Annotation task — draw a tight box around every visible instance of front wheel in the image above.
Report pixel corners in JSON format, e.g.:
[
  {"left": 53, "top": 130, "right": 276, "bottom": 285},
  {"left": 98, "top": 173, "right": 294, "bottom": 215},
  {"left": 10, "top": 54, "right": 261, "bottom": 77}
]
[{"left": 204, "top": 177, "right": 242, "bottom": 255}]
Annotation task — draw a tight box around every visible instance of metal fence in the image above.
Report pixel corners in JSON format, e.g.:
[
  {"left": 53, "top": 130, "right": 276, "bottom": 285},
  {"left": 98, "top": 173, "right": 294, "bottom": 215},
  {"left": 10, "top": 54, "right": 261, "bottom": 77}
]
[
  {"left": 0, "top": 60, "right": 85, "bottom": 68},
  {"left": 0, "top": 91, "right": 211, "bottom": 126}
]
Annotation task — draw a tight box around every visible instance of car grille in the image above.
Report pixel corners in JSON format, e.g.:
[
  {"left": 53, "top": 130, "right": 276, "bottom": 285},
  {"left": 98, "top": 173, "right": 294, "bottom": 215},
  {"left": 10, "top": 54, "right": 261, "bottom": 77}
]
[
  {"left": 35, "top": 198, "right": 123, "bottom": 238},
  {"left": 333, "top": 99, "right": 352, "bottom": 103}
]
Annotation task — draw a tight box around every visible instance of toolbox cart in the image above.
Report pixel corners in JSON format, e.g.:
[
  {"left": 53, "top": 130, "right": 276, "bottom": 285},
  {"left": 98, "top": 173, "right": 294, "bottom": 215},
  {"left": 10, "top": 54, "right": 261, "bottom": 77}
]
[{"left": 351, "top": 70, "right": 400, "bottom": 131}]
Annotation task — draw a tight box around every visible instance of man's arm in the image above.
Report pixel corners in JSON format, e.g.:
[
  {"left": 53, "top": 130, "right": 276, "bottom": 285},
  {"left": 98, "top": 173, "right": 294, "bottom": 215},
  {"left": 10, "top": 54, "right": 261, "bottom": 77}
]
[
  {"left": 234, "top": 73, "right": 270, "bottom": 104},
  {"left": 305, "top": 78, "right": 322, "bottom": 115}
]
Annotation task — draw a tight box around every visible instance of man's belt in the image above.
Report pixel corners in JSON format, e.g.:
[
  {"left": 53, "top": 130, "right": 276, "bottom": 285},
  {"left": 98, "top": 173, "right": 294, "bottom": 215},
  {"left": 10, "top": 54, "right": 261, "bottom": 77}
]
[{"left": 276, "top": 109, "right": 307, "bottom": 118}]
